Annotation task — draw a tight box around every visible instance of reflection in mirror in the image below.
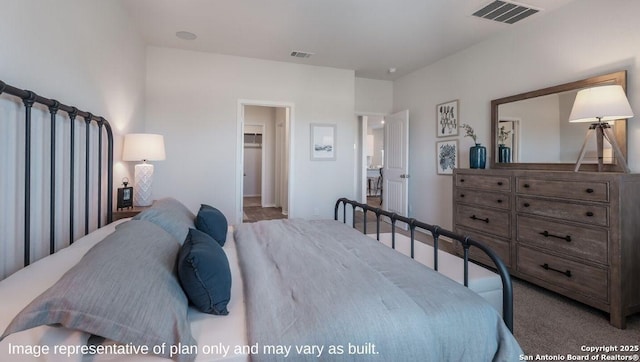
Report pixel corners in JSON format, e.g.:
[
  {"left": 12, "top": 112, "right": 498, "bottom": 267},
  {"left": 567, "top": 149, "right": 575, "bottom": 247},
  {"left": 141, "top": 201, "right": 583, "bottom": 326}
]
[
  {"left": 491, "top": 70, "right": 627, "bottom": 171},
  {"left": 497, "top": 119, "right": 518, "bottom": 162},
  {"left": 497, "top": 89, "right": 614, "bottom": 163}
]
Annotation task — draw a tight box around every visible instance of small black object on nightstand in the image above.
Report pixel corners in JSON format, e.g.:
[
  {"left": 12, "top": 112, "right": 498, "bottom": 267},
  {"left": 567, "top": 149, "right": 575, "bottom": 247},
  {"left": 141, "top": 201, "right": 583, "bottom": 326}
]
[{"left": 117, "top": 177, "right": 133, "bottom": 210}]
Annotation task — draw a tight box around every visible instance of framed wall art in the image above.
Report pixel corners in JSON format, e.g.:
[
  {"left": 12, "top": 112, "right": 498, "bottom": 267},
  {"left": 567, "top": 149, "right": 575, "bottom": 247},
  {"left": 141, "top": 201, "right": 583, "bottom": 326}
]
[
  {"left": 436, "top": 100, "right": 459, "bottom": 137},
  {"left": 310, "top": 123, "right": 336, "bottom": 161},
  {"left": 436, "top": 139, "right": 458, "bottom": 175}
]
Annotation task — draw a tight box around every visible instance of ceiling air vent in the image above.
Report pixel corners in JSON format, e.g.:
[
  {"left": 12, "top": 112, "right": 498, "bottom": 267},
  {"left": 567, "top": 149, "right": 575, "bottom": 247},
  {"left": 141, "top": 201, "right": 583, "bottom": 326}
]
[
  {"left": 290, "top": 51, "right": 314, "bottom": 58},
  {"left": 472, "top": 0, "right": 540, "bottom": 24}
]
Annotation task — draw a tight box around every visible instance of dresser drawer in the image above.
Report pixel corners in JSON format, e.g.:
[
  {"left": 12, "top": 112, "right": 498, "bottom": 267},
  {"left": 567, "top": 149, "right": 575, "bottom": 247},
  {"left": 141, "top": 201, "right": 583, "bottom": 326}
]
[
  {"left": 517, "top": 197, "right": 608, "bottom": 227},
  {"left": 517, "top": 246, "right": 608, "bottom": 303},
  {"left": 456, "top": 174, "right": 511, "bottom": 192},
  {"left": 455, "top": 204, "right": 510, "bottom": 238},
  {"left": 456, "top": 226, "right": 512, "bottom": 268},
  {"left": 517, "top": 216, "right": 608, "bottom": 265},
  {"left": 454, "top": 189, "right": 510, "bottom": 210},
  {"left": 517, "top": 178, "right": 609, "bottom": 202}
]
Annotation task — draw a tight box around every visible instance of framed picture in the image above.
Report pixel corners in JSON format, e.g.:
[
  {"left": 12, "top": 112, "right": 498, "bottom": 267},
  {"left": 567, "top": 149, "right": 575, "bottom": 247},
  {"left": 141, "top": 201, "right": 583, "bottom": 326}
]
[
  {"left": 117, "top": 186, "right": 133, "bottom": 209},
  {"left": 436, "top": 100, "right": 459, "bottom": 137},
  {"left": 436, "top": 139, "right": 458, "bottom": 175},
  {"left": 310, "top": 123, "right": 336, "bottom": 161}
]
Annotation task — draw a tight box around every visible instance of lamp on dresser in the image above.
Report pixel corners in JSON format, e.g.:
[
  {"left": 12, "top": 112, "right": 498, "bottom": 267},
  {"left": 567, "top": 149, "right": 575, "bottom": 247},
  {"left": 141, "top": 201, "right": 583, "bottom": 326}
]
[
  {"left": 122, "top": 133, "right": 166, "bottom": 206},
  {"left": 569, "top": 84, "right": 634, "bottom": 172}
]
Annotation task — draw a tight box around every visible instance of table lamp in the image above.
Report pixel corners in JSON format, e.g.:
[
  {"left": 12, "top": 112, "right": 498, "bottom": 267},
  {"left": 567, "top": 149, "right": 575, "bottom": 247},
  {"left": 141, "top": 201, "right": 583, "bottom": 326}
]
[
  {"left": 122, "top": 133, "right": 166, "bottom": 206},
  {"left": 569, "top": 84, "right": 633, "bottom": 172}
]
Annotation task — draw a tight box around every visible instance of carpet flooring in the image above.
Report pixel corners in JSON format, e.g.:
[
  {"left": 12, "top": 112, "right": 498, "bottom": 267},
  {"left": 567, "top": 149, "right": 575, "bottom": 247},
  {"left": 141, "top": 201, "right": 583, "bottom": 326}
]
[{"left": 513, "top": 278, "right": 640, "bottom": 356}]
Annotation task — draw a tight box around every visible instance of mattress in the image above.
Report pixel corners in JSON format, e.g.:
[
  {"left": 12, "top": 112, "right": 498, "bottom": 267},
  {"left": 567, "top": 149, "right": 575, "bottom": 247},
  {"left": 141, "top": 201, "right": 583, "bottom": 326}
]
[{"left": 0, "top": 219, "right": 248, "bottom": 362}]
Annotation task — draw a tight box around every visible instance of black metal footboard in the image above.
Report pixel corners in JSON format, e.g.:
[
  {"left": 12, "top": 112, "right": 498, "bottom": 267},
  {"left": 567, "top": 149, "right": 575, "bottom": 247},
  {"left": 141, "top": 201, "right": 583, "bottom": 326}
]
[
  {"left": 0, "top": 80, "right": 113, "bottom": 271},
  {"left": 334, "top": 198, "right": 514, "bottom": 332}
]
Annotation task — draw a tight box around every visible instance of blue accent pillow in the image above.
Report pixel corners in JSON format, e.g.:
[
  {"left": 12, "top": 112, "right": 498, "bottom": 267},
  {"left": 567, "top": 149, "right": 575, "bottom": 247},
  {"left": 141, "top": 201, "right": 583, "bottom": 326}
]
[
  {"left": 194, "top": 204, "right": 228, "bottom": 246},
  {"left": 178, "top": 228, "right": 231, "bottom": 315}
]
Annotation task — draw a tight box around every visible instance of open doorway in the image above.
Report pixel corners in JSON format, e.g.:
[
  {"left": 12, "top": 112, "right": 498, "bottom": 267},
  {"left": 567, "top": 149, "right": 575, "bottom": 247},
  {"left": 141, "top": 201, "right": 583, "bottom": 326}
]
[
  {"left": 366, "top": 116, "right": 385, "bottom": 208},
  {"left": 242, "top": 123, "right": 264, "bottom": 211},
  {"left": 356, "top": 110, "right": 410, "bottom": 233},
  {"left": 357, "top": 114, "right": 385, "bottom": 209},
  {"left": 238, "top": 102, "right": 292, "bottom": 224},
  {"left": 357, "top": 111, "right": 410, "bottom": 216}
]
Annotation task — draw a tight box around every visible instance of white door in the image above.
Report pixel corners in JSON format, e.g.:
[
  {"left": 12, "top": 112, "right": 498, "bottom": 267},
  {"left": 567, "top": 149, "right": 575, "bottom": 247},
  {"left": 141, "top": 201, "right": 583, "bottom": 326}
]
[{"left": 383, "top": 110, "right": 409, "bottom": 217}]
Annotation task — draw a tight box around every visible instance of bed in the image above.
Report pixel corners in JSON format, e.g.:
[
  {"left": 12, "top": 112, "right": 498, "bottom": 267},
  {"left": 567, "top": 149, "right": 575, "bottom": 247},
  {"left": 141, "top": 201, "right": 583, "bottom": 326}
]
[{"left": 0, "top": 80, "right": 523, "bottom": 361}]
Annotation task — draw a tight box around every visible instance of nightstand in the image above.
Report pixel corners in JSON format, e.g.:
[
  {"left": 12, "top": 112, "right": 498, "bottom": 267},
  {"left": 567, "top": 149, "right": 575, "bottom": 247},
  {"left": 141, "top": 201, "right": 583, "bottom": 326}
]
[{"left": 112, "top": 205, "right": 152, "bottom": 221}]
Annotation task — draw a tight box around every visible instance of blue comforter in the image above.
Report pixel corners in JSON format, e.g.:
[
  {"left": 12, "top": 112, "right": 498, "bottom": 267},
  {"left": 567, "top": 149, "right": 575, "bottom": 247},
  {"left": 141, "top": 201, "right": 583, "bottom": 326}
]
[{"left": 234, "top": 219, "right": 523, "bottom": 361}]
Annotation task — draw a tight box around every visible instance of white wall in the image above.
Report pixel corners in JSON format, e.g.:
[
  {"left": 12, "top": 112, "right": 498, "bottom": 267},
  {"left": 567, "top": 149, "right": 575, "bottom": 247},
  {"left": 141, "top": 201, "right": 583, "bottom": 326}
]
[
  {"left": 0, "top": 0, "right": 146, "bottom": 141},
  {"left": 393, "top": 0, "right": 640, "bottom": 229},
  {"left": 0, "top": 0, "right": 146, "bottom": 279},
  {"left": 145, "top": 47, "right": 356, "bottom": 223},
  {"left": 355, "top": 77, "right": 393, "bottom": 115}
]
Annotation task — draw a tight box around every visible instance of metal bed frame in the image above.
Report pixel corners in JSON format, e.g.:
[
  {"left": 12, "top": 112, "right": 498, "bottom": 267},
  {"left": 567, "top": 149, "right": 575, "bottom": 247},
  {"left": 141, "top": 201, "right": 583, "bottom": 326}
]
[
  {"left": 0, "top": 79, "right": 114, "bottom": 268},
  {"left": 334, "top": 198, "right": 514, "bottom": 332}
]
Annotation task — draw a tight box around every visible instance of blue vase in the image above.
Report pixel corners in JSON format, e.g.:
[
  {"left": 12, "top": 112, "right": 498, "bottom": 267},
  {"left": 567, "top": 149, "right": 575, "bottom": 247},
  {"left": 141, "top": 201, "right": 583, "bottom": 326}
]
[
  {"left": 470, "top": 143, "right": 486, "bottom": 169},
  {"left": 498, "top": 145, "right": 511, "bottom": 163}
]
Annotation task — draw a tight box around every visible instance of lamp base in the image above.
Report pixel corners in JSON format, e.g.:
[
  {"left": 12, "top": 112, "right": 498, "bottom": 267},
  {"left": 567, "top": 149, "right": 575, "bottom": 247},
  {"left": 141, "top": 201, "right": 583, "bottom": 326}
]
[
  {"left": 134, "top": 163, "right": 154, "bottom": 206},
  {"left": 574, "top": 122, "right": 629, "bottom": 173}
]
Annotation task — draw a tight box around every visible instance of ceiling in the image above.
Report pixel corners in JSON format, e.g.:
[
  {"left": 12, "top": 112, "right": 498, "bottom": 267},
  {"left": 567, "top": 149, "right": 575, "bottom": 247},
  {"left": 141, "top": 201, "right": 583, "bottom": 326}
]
[{"left": 122, "top": 0, "right": 576, "bottom": 80}]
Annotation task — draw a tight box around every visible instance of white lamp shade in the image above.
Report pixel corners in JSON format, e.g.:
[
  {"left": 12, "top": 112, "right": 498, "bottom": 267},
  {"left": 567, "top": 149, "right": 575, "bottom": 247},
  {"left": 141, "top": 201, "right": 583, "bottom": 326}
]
[
  {"left": 569, "top": 85, "right": 634, "bottom": 123},
  {"left": 122, "top": 133, "right": 166, "bottom": 161}
]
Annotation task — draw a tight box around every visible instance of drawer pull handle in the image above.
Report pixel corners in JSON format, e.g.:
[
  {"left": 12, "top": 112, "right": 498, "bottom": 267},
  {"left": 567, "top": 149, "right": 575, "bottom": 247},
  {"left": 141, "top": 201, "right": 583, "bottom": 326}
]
[
  {"left": 523, "top": 183, "right": 530, "bottom": 188},
  {"left": 497, "top": 181, "right": 503, "bottom": 186},
  {"left": 523, "top": 202, "right": 530, "bottom": 207},
  {"left": 460, "top": 194, "right": 465, "bottom": 198},
  {"left": 496, "top": 199, "right": 502, "bottom": 203},
  {"left": 540, "top": 263, "right": 572, "bottom": 278},
  {"left": 470, "top": 215, "right": 489, "bottom": 223},
  {"left": 539, "top": 230, "right": 572, "bottom": 242},
  {"left": 586, "top": 211, "right": 594, "bottom": 217},
  {"left": 460, "top": 179, "right": 465, "bottom": 183},
  {"left": 586, "top": 188, "right": 594, "bottom": 193}
]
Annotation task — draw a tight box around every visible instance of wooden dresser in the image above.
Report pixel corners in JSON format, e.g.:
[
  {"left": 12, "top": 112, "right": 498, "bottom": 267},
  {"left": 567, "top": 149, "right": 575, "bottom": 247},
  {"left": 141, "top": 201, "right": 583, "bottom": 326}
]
[{"left": 452, "top": 168, "right": 640, "bottom": 328}]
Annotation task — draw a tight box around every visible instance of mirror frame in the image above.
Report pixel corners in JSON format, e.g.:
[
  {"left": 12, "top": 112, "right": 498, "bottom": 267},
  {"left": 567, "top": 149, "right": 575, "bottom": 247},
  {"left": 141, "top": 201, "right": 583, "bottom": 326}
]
[{"left": 490, "top": 70, "right": 628, "bottom": 171}]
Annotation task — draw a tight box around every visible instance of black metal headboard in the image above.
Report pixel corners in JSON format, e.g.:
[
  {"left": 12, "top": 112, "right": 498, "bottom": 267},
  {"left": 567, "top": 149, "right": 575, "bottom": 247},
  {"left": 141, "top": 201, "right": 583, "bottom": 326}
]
[{"left": 0, "top": 80, "right": 113, "bottom": 270}]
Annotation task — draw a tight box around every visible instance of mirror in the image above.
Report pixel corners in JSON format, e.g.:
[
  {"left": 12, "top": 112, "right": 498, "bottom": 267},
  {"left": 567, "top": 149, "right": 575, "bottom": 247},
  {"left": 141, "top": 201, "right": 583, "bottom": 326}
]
[{"left": 490, "top": 70, "right": 628, "bottom": 171}]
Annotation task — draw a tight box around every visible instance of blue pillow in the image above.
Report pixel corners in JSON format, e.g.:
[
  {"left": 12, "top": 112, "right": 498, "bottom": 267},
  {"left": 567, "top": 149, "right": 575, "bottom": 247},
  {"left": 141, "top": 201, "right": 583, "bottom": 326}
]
[
  {"left": 194, "top": 204, "right": 228, "bottom": 246},
  {"left": 178, "top": 228, "right": 231, "bottom": 315}
]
